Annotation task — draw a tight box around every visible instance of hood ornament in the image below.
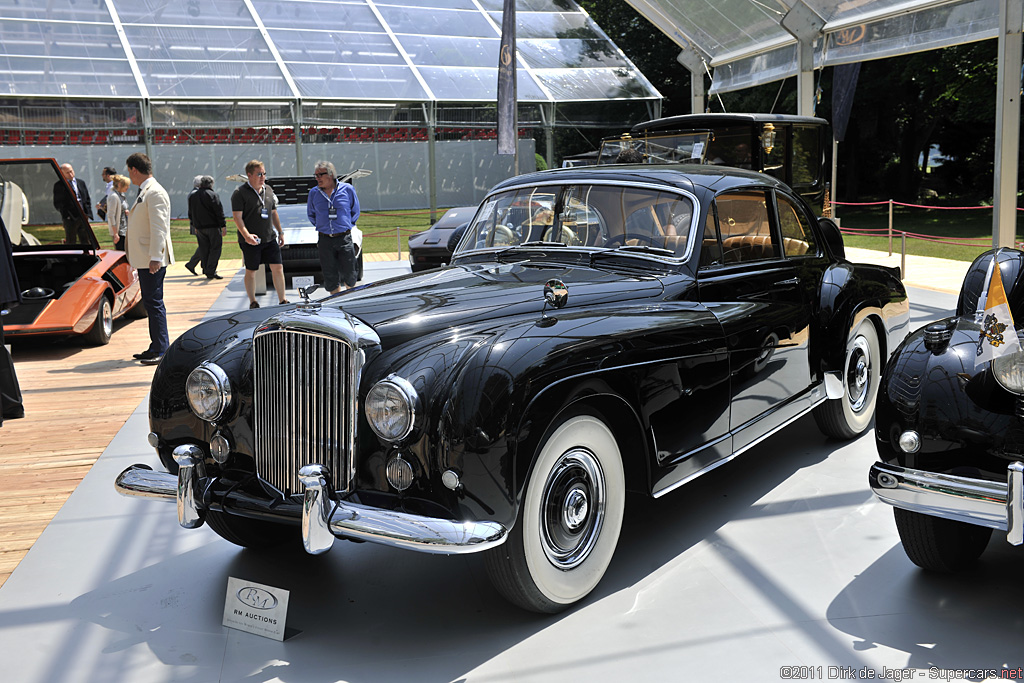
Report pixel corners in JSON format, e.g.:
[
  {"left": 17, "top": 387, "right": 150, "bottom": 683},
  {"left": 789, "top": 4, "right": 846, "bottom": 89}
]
[{"left": 297, "top": 284, "right": 322, "bottom": 312}]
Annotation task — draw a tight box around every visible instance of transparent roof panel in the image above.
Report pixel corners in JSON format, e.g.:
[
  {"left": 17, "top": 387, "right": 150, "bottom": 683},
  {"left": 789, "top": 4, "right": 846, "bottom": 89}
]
[
  {"left": 252, "top": 1, "right": 384, "bottom": 33},
  {"left": 270, "top": 30, "right": 404, "bottom": 65},
  {"left": 288, "top": 63, "right": 429, "bottom": 100},
  {"left": 629, "top": 0, "right": 1005, "bottom": 93},
  {"left": 0, "top": 0, "right": 660, "bottom": 103},
  {"left": 111, "top": 0, "right": 258, "bottom": 27}
]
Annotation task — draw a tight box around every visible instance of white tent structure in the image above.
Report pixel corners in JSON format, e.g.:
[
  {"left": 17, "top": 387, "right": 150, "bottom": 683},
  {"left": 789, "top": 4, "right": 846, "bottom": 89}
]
[{"left": 628, "top": 0, "right": 1021, "bottom": 246}]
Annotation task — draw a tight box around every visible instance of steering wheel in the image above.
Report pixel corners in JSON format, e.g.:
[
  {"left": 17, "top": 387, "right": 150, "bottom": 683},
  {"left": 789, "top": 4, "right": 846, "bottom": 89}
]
[
  {"left": 604, "top": 233, "right": 655, "bottom": 249},
  {"left": 485, "top": 223, "right": 517, "bottom": 247},
  {"left": 542, "top": 226, "right": 579, "bottom": 246}
]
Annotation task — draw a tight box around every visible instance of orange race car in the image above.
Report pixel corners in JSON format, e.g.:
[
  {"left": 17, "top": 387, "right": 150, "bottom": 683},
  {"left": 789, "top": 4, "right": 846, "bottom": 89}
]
[{"left": 1, "top": 158, "right": 144, "bottom": 345}]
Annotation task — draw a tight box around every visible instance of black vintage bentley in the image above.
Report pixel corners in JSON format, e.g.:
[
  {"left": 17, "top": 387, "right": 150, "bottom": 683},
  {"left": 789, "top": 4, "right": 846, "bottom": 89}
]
[
  {"left": 870, "top": 248, "right": 1024, "bottom": 570},
  {"left": 116, "top": 164, "right": 908, "bottom": 612}
]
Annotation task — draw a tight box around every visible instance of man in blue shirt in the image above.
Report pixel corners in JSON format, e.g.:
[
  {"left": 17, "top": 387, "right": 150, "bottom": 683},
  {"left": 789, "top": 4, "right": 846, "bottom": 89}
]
[{"left": 307, "top": 160, "right": 360, "bottom": 293}]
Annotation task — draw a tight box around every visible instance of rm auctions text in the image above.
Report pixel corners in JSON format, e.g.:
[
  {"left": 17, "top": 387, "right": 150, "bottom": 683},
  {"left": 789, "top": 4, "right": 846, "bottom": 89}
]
[{"left": 779, "top": 666, "right": 1024, "bottom": 681}]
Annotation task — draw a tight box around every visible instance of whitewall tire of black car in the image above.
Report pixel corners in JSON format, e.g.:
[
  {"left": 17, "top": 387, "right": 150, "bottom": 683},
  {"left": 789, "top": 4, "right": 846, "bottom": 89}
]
[
  {"left": 814, "top": 319, "right": 881, "bottom": 439},
  {"left": 485, "top": 412, "right": 625, "bottom": 613}
]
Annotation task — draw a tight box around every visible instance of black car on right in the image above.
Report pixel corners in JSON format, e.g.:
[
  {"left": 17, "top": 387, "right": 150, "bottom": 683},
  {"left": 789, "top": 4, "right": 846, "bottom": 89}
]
[{"left": 870, "top": 248, "right": 1023, "bottom": 571}]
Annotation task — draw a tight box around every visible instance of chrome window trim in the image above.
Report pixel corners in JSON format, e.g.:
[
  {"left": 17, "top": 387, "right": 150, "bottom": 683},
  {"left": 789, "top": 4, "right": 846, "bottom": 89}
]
[{"left": 456, "top": 178, "right": 701, "bottom": 265}]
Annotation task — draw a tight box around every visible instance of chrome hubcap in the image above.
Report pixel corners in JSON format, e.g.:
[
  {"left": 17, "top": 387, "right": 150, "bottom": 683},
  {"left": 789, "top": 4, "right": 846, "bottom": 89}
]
[
  {"left": 540, "top": 448, "right": 605, "bottom": 570},
  {"left": 847, "top": 336, "right": 871, "bottom": 412},
  {"left": 102, "top": 301, "right": 113, "bottom": 336}
]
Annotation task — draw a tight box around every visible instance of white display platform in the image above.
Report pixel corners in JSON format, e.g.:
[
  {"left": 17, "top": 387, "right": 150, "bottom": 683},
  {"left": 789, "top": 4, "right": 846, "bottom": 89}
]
[{"left": 0, "top": 275, "right": 1020, "bottom": 683}]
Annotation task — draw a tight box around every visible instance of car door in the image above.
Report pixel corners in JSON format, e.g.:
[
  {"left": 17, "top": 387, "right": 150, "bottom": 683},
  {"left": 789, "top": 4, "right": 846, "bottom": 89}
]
[{"left": 696, "top": 189, "right": 814, "bottom": 452}]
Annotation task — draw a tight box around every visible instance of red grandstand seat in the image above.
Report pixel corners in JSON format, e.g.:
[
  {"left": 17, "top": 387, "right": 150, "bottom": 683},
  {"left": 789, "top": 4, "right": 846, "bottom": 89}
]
[{"left": 52, "top": 131, "right": 66, "bottom": 144}]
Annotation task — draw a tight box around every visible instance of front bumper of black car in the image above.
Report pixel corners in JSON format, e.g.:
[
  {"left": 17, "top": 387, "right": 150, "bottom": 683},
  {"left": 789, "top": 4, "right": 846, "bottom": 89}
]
[
  {"left": 869, "top": 460, "right": 1024, "bottom": 545},
  {"left": 115, "top": 445, "right": 508, "bottom": 555}
]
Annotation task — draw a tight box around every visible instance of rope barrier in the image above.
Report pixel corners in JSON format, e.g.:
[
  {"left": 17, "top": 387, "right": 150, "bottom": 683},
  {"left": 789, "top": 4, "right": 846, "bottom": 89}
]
[{"left": 832, "top": 199, "right": 1024, "bottom": 211}]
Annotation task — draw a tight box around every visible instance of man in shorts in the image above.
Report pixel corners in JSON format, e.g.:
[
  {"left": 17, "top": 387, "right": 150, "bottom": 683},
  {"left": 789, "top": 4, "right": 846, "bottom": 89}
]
[
  {"left": 231, "top": 160, "right": 288, "bottom": 309},
  {"left": 307, "top": 160, "right": 360, "bottom": 293}
]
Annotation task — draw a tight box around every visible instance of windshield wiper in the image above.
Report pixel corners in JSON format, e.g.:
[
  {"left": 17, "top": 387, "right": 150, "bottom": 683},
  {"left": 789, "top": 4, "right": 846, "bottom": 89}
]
[{"left": 596, "top": 244, "right": 675, "bottom": 257}]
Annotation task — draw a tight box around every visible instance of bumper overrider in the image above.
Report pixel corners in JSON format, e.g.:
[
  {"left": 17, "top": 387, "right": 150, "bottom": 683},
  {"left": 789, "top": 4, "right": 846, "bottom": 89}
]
[
  {"left": 869, "top": 461, "right": 1024, "bottom": 545},
  {"left": 115, "top": 444, "right": 508, "bottom": 555}
]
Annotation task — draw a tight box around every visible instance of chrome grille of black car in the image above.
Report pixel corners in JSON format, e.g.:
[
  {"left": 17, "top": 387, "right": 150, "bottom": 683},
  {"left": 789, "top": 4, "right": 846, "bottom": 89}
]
[{"left": 253, "top": 329, "right": 352, "bottom": 496}]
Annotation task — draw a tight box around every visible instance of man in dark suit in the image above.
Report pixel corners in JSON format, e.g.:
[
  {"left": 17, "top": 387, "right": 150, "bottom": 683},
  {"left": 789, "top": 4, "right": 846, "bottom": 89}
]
[{"left": 53, "top": 163, "right": 94, "bottom": 244}]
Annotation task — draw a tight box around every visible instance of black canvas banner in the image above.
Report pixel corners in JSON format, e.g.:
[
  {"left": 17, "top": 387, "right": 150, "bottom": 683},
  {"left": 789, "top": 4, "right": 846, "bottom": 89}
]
[
  {"left": 496, "top": 0, "right": 516, "bottom": 155},
  {"left": 832, "top": 62, "right": 861, "bottom": 143}
]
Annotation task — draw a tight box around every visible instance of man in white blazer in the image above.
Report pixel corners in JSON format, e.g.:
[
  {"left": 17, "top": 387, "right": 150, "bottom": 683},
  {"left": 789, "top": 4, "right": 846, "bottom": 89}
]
[{"left": 125, "top": 152, "right": 174, "bottom": 365}]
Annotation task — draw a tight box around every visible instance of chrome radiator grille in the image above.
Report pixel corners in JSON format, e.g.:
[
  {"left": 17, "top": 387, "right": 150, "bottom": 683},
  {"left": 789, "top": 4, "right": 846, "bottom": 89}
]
[{"left": 253, "top": 329, "right": 352, "bottom": 496}]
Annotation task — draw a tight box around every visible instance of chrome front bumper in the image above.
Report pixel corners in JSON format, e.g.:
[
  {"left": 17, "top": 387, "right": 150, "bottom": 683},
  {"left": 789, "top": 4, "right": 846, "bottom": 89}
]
[
  {"left": 115, "top": 445, "right": 507, "bottom": 555},
  {"left": 869, "top": 461, "right": 1024, "bottom": 546}
]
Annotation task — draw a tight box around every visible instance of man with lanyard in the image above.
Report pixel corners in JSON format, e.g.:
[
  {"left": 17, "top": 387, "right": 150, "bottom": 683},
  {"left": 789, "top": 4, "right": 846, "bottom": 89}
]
[
  {"left": 231, "top": 159, "right": 288, "bottom": 309},
  {"left": 307, "top": 160, "right": 360, "bottom": 293}
]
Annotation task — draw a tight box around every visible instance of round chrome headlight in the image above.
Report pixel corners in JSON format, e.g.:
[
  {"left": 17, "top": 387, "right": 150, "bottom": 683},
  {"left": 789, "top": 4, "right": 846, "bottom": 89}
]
[
  {"left": 185, "top": 362, "right": 232, "bottom": 421},
  {"left": 992, "top": 349, "right": 1024, "bottom": 394},
  {"left": 365, "top": 375, "right": 417, "bottom": 441}
]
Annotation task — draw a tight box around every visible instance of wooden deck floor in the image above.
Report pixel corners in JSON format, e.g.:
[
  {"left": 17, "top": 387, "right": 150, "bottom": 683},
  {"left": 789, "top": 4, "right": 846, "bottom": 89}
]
[{"left": 0, "top": 260, "right": 242, "bottom": 588}]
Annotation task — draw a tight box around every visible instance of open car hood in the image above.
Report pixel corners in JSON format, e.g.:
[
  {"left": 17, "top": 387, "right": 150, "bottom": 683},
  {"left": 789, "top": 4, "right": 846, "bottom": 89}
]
[{"left": 1, "top": 157, "right": 100, "bottom": 253}]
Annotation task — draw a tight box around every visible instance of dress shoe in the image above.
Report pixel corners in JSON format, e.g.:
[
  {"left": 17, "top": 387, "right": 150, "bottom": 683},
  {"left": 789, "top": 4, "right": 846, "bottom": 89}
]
[
  {"left": 278, "top": 300, "right": 290, "bottom": 305},
  {"left": 139, "top": 354, "right": 163, "bottom": 366},
  {"left": 133, "top": 349, "right": 159, "bottom": 360},
  {"left": 185, "top": 263, "right": 198, "bottom": 276},
  {"left": 206, "top": 273, "right": 223, "bottom": 280},
  {"left": 249, "top": 301, "right": 260, "bottom": 309}
]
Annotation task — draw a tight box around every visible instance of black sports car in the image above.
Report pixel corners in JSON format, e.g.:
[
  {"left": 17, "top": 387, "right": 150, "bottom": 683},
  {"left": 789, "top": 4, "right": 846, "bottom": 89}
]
[
  {"left": 116, "top": 164, "right": 908, "bottom": 612},
  {"left": 870, "top": 248, "right": 1024, "bottom": 570},
  {"left": 407, "top": 205, "right": 477, "bottom": 271}
]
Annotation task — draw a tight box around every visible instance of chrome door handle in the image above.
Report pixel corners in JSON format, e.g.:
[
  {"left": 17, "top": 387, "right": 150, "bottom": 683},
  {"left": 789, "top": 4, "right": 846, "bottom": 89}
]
[{"left": 775, "top": 277, "right": 799, "bottom": 286}]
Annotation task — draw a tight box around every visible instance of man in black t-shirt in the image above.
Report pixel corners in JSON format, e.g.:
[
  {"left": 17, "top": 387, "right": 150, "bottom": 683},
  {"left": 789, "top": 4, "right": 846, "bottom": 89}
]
[{"left": 231, "top": 160, "right": 287, "bottom": 309}]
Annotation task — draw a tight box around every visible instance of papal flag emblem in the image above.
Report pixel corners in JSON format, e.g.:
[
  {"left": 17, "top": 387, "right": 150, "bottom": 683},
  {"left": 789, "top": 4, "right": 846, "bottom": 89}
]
[{"left": 975, "top": 255, "right": 1021, "bottom": 363}]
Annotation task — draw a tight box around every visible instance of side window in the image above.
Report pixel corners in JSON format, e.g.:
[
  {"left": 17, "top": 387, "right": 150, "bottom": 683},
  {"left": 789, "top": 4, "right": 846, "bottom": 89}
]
[
  {"left": 776, "top": 193, "right": 817, "bottom": 257},
  {"left": 715, "top": 191, "right": 778, "bottom": 263},
  {"left": 699, "top": 205, "right": 723, "bottom": 268}
]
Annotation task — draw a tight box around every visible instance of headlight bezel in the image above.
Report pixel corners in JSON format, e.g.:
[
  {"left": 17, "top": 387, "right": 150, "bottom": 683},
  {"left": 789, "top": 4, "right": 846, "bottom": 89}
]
[
  {"left": 185, "top": 361, "right": 233, "bottom": 422},
  {"left": 987, "top": 331, "right": 1024, "bottom": 395},
  {"left": 365, "top": 374, "right": 418, "bottom": 442}
]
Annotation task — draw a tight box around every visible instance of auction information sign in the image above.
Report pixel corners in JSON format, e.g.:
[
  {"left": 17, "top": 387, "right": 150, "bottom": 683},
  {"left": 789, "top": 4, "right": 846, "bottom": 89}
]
[{"left": 223, "top": 577, "right": 290, "bottom": 641}]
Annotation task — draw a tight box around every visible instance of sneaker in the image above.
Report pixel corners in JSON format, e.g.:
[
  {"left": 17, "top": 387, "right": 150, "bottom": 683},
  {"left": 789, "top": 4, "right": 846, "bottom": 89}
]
[
  {"left": 249, "top": 301, "right": 260, "bottom": 309},
  {"left": 133, "top": 349, "right": 159, "bottom": 360},
  {"left": 139, "top": 354, "right": 163, "bottom": 366},
  {"left": 185, "top": 263, "right": 198, "bottom": 276},
  {"left": 278, "top": 300, "right": 290, "bottom": 305}
]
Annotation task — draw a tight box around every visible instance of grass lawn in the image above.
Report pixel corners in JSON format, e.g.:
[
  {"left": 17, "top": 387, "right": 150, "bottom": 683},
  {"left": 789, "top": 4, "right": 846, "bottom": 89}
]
[
  {"left": 835, "top": 202, "right": 1024, "bottom": 262},
  {"left": 25, "top": 208, "right": 445, "bottom": 262}
]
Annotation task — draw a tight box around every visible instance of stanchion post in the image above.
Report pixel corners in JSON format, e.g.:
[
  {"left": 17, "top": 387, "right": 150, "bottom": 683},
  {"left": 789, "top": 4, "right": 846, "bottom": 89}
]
[
  {"left": 901, "top": 232, "right": 906, "bottom": 280},
  {"left": 397, "top": 226, "right": 402, "bottom": 260},
  {"left": 888, "top": 199, "right": 894, "bottom": 256}
]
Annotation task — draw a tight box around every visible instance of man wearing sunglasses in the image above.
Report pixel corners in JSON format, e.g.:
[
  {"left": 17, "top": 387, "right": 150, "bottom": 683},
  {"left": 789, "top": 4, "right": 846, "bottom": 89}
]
[
  {"left": 231, "top": 159, "right": 288, "bottom": 309},
  {"left": 307, "top": 160, "right": 360, "bottom": 294}
]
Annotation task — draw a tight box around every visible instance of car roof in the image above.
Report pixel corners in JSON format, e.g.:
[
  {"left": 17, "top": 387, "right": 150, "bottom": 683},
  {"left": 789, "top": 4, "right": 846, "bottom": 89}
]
[{"left": 489, "top": 164, "right": 789, "bottom": 200}]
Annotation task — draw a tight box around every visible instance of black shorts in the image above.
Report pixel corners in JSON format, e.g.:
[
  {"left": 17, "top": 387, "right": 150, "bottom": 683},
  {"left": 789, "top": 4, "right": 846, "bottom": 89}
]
[{"left": 239, "top": 237, "right": 282, "bottom": 271}]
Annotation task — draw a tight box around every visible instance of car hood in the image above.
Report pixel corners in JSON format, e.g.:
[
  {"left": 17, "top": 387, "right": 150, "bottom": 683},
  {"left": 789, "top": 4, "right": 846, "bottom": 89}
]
[{"left": 314, "top": 261, "right": 668, "bottom": 343}]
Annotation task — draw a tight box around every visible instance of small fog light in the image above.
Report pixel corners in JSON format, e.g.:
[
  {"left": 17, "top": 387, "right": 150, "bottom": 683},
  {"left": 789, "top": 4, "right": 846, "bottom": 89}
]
[
  {"left": 210, "top": 432, "right": 231, "bottom": 464},
  {"left": 877, "top": 472, "right": 899, "bottom": 489},
  {"left": 441, "top": 469, "right": 461, "bottom": 491},
  {"left": 147, "top": 432, "right": 160, "bottom": 449},
  {"left": 386, "top": 454, "right": 415, "bottom": 491},
  {"left": 898, "top": 430, "right": 921, "bottom": 454}
]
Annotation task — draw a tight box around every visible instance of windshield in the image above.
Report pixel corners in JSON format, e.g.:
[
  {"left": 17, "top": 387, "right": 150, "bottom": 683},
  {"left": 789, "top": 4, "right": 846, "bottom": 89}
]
[
  {"left": 598, "top": 132, "right": 711, "bottom": 165},
  {"left": 458, "top": 183, "right": 695, "bottom": 260}
]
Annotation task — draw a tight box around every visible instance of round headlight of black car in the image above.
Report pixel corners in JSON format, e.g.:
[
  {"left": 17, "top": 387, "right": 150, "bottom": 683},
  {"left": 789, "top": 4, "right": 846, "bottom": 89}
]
[
  {"left": 185, "top": 362, "right": 232, "bottom": 421},
  {"left": 365, "top": 375, "right": 417, "bottom": 442},
  {"left": 992, "top": 349, "right": 1024, "bottom": 394}
]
